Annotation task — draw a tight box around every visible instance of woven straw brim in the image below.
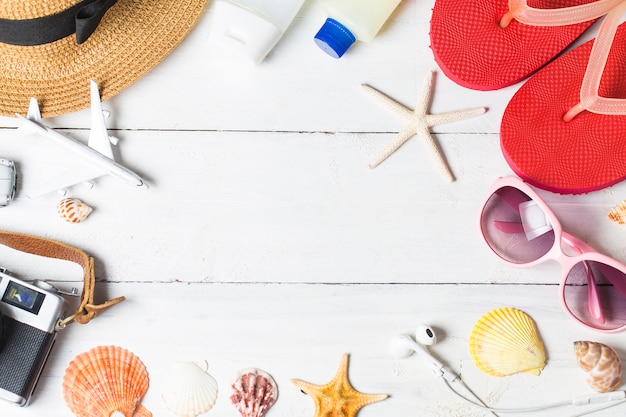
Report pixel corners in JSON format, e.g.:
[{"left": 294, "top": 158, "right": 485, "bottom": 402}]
[{"left": 0, "top": 0, "right": 208, "bottom": 118}]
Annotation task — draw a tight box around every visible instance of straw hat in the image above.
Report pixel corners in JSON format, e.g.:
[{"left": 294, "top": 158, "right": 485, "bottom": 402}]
[{"left": 0, "top": 0, "right": 208, "bottom": 118}]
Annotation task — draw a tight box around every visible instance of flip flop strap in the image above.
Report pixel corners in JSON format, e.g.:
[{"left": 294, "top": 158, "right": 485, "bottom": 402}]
[
  {"left": 500, "top": 0, "right": 621, "bottom": 28},
  {"left": 564, "top": 2, "right": 626, "bottom": 121}
]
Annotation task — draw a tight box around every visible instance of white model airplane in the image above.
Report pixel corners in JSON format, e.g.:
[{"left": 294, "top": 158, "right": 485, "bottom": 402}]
[{"left": 16, "top": 80, "right": 148, "bottom": 198}]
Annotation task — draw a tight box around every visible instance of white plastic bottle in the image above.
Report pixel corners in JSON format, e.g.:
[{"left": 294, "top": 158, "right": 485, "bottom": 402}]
[
  {"left": 209, "top": 0, "right": 307, "bottom": 64},
  {"left": 314, "top": 0, "right": 402, "bottom": 58}
]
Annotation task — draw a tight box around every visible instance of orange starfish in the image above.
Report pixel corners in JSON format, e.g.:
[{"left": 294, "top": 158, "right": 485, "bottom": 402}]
[{"left": 291, "top": 353, "right": 388, "bottom": 417}]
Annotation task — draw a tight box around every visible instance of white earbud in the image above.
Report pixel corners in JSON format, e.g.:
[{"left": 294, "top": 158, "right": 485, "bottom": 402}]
[
  {"left": 415, "top": 323, "right": 437, "bottom": 346},
  {"left": 390, "top": 324, "right": 435, "bottom": 358},
  {"left": 390, "top": 324, "right": 458, "bottom": 382}
]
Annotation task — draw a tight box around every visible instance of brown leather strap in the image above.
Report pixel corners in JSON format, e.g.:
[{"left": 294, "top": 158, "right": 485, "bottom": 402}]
[{"left": 0, "top": 230, "right": 124, "bottom": 326}]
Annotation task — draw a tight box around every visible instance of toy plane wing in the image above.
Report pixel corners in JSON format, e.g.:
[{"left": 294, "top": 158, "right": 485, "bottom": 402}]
[{"left": 28, "top": 162, "right": 107, "bottom": 198}]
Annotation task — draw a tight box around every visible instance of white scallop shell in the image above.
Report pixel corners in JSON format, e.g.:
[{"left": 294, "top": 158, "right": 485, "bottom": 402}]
[
  {"left": 57, "top": 197, "right": 93, "bottom": 223},
  {"left": 230, "top": 368, "right": 278, "bottom": 417},
  {"left": 161, "top": 361, "right": 218, "bottom": 417}
]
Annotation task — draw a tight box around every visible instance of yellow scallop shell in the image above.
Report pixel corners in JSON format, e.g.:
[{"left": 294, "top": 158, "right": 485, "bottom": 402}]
[{"left": 469, "top": 307, "right": 546, "bottom": 377}]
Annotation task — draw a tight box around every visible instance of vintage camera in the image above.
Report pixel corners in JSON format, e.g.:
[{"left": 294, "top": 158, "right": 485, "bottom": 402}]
[{"left": 0, "top": 268, "right": 68, "bottom": 406}]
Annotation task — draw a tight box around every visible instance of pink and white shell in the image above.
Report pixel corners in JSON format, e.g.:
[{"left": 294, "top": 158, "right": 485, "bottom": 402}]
[{"left": 230, "top": 368, "right": 278, "bottom": 417}]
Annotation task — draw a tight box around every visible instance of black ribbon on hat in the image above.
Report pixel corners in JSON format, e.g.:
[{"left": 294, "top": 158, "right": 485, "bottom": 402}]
[{"left": 0, "top": 0, "right": 117, "bottom": 46}]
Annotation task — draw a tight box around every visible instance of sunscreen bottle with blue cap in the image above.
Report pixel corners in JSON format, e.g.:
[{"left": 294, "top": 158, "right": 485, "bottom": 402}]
[{"left": 314, "top": 0, "right": 402, "bottom": 58}]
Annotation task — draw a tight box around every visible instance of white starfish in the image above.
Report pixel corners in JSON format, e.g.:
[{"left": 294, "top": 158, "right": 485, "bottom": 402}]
[{"left": 362, "top": 71, "right": 487, "bottom": 182}]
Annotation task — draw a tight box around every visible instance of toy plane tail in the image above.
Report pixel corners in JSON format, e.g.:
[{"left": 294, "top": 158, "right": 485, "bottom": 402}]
[
  {"left": 26, "top": 97, "right": 42, "bottom": 122},
  {"left": 15, "top": 98, "right": 45, "bottom": 136}
]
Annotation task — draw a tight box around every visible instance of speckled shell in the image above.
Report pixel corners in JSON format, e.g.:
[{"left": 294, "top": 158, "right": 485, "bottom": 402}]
[
  {"left": 574, "top": 341, "right": 622, "bottom": 393},
  {"left": 469, "top": 307, "right": 546, "bottom": 377},
  {"left": 161, "top": 361, "right": 218, "bottom": 417},
  {"left": 230, "top": 368, "right": 278, "bottom": 417},
  {"left": 608, "top": 200, "right": 626, "bottom": 225},
  {"left": 57, "top": 197, "right": 93, "bottom": 223},
  {"left": 62, "top": 345, "right": 151, "bottom": 417}
]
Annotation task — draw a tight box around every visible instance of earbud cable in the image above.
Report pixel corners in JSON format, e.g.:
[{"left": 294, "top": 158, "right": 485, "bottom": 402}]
[
  {"left": 451, "top": 377, "right": 501, "bottom": 417},
  {"left": 443, "top": 378, "right": 626, "bottom": 415},
  {"left": 445, "top": 378, "right": 568, "bottom": 412},
  {"left": 569, "top": 399, "right": 626, "bottom": 417}
]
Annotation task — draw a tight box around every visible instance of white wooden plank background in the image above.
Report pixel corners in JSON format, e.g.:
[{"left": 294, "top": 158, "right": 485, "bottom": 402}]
[{"left": 0, "top": 0, "right": 625, "bottom": 416}]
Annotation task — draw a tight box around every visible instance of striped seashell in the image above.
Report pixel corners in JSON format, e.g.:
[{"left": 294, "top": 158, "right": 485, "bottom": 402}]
[
  {"left": 57, "top": 197, "right": 93, "bottom": 223},
  {"left": 574, "top": 341, "right": 622, "bottom": 393},
  {"left": 62, "top": 345, "right": 151, "bottom": 417}
]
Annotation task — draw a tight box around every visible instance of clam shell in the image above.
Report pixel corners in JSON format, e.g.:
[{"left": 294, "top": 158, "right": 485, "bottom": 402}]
[
  {"left": 230, "top": 368, "right": 278, "bottom": 417},
  {"left": 57, "top": 197, "right": 93, "bottom": 223},
  {"left": 62, "top": 345, "right": 151, "bottom": 417},
  {"left": 574, "top": 341, "right": 622, "bottom": 393},
  {"left": 469, "top": 307, "right": 546, "bottom": 377},
  {"left": 161, "top": 361, "right": 218, "bottom": 417}
]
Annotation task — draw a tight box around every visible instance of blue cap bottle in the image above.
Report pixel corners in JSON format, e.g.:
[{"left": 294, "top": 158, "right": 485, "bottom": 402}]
[
  {"left": 314, "top": 18, "right": 356, "bottom": 59},
  {"left": 314, "top": 0, "right": 403, "bottom": 59}
]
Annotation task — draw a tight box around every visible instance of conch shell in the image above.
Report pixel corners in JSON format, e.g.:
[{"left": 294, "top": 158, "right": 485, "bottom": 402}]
[
  {"left": 469, "top": 307, "right": 546, "bottom": 376},
  {"left": 574, "top": 341, "right": 622, "bottom": 393}
]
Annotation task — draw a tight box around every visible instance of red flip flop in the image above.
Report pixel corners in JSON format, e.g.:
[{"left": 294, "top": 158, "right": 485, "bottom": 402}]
[
  {"left": 501, "top": 4, "right": 626, "bottom": 194},
  {"left": 429, "top": 0, "right": 615, "bottom": 91}
]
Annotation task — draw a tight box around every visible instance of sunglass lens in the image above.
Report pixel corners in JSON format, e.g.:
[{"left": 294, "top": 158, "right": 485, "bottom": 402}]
[
  {"left": 481, "top": 186, "right": 555, "bottom": 264},
  {"left": 564, "top": 261, "right": 626, "bottom": 331}
]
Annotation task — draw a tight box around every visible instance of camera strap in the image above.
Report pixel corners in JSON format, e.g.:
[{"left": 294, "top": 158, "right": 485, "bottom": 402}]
[{"left": 0, "top": 230, "right": 125, "bottom": 327}]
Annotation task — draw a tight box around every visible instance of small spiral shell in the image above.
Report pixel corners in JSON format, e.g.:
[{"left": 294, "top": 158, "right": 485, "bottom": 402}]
[
  {"left": 57, "top": 197, "right": 93, "bottom": 223},
  {"left": 574, "top": 341, "right": 622, "bottom": 393}
]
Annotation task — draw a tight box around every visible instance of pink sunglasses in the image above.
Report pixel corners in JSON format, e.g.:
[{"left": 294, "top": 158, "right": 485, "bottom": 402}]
[{"left": 480, "top": 176, "right": 626, "bottom": 332}]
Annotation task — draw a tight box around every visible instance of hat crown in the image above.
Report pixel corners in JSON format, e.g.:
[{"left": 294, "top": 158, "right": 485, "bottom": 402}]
[
  {"left": 0, "top": 1, "right": 81, "bottom": 19},
  {"left": 0, "top": 0, "right": 208, "bottom": 118}
]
